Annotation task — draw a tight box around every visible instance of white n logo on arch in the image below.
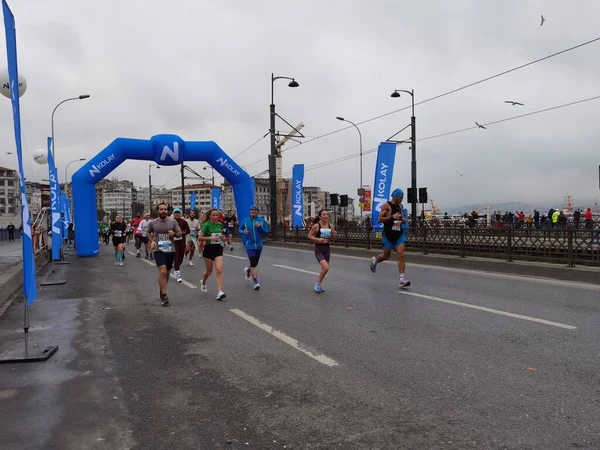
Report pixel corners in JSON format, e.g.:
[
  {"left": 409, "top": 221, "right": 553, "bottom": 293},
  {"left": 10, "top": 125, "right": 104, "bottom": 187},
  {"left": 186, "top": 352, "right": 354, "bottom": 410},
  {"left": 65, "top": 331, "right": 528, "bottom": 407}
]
[{"left": 160, "top": 142, "right": 179, "bottom": 162}]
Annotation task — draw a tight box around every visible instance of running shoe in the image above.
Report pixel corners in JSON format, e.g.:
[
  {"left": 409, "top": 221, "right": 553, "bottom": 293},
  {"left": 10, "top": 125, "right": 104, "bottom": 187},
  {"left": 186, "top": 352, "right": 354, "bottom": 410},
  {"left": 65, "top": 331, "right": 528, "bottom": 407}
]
[
  {"left": 200, "top": 283, "right": 208, "bottom": 293},
  {"left": 398, "top": 279, "right": 411, "bottom": 288},
  {"left": 114, "top": 261, "right": 118, "bottom": 266},
  {"left": 136, "top": 251, "right": 140, "bottom": 258},
  {"left": 230, "top": 245, "right": 234, "bottom": 251},
  {"left": 160, "top": 292, "right": 170, "bottom": 307},
  {"left": 176, "top": 274, "right": 182, "bottom": 283},
  {"left": 119, "top": 261, "right": 124, "bottom": 267},
  {"left": 122, "top": 253, "right": 126, "bottom": 260},
  {"left": 253, "top": 282, "right": 260, "bottom": 291},
  {"left": 370, "top": 257, "right": 377, "bottom": 273},
  {"left": 216, "top": 291, "right": 226, "bottom": 301},
  {"left": 314, "top": 283, "right": 325, "bottom": 293},
  {"left": 188, "top": 260, "right": 194, "bottom": 266},
  {"left": 244, "top": 267, "right": 251, "bottom": 282}
]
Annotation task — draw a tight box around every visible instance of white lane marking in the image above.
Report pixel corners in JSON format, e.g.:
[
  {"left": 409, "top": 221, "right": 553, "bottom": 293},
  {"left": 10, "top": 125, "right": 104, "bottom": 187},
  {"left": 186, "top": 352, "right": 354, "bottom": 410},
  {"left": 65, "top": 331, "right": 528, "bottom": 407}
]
[
  {"left": 129, "top": 251, "right": 197, "bottom": 288},
  {"left": 170, "top": 274, "right": 197, "bottom": 289},
  {"left": 224, "top": 254, "right": 247, "bottom": 260},
  {"left": 230, "top": 309, "right": 339, "bottom": 367},
  {"left": 266, "top": 246, "right": 600, "bottom": 291},
  {"left": 272, "top": 264, "right": 320, "bottom": 276},
  {"left": 398, "top": 291, "right": 577, "bottom": 330}
]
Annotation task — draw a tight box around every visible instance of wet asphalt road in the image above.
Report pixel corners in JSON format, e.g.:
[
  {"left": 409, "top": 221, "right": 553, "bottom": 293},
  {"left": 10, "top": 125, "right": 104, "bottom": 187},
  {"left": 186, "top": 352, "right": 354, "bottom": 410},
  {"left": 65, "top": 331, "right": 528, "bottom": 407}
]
[{"left": 0, "top": 242, "right": 599, "bottom": 449}]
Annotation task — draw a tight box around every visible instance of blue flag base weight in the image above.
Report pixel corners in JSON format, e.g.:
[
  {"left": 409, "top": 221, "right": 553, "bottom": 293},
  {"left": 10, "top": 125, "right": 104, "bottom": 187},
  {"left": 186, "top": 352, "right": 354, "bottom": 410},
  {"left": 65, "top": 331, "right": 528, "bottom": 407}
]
[
  {"left": 0, "top": 307, "right": 58, "bottom": 364},
  {"left": 40, "top": 261, "right": 67, "bottom": 286},
  {"left": 0, "top": 344, "right": 58, "bottom": 363}
]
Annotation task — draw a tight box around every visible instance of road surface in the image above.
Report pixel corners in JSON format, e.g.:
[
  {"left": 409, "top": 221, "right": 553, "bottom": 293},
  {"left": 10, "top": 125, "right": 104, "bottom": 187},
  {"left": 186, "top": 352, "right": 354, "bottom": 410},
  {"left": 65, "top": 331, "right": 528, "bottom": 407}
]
[{"left": 0, "top": 242, "right": 598, "bottom": 449}]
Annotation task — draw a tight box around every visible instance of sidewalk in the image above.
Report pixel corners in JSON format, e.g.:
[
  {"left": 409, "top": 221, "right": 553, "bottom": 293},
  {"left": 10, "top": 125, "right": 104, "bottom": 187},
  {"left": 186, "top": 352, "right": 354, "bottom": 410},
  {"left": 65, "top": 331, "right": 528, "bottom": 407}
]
[{"left": 0, "top": 239, "right": 23, "bottom": 271}]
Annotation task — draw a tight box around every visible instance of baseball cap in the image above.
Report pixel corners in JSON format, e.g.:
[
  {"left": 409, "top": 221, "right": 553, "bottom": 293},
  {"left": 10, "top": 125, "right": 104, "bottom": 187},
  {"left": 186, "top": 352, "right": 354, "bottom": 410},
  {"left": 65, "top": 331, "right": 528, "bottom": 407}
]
[
  {"left": 391, "top": 188, "right": 404, "bottom": 198},
  {"left": 250, "top": 204, "right": 259, "bottom": 210},
  {"left": 173, "top": 208, "right": 182, "bottom": 213}
]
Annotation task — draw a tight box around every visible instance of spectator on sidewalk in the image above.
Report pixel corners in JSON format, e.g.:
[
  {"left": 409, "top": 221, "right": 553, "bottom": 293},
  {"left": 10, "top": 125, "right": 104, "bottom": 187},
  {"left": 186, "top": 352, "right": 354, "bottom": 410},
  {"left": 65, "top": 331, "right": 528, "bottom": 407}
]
[
  {"left": 585, "top": 207, "right": 593, "bottom": 230},
  {"left": 574, "top": 209, "right": 581, "bottom": 229},
  {"left": 7, "top": 222, "right": 15, "bottom": 241}
]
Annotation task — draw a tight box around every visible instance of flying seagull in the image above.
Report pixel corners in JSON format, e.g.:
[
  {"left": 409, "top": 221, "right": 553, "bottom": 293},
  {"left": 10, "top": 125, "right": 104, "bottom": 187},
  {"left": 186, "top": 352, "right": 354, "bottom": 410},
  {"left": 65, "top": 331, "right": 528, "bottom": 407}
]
[
  {"left": 455, "top": 170, "right": 466, "bottom": 177},
  {"left": 540, "top": 15, "right": 546, "bottom": 26},
  {"left": 505, "top": 101, "right": 524, "bottom": 106},
  {"left": 475, "top": 121, "right": 487, "bottom": 129}
]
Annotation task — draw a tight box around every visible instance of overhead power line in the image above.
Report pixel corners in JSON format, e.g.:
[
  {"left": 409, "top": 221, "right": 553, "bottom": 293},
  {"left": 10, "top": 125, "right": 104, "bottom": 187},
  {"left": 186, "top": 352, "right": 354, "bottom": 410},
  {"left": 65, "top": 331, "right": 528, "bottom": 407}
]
[
  {"left": 274, "top": 94, "right": 600, "bottom": 178},
  {"left": 243, "top": 36, "right": 600, "bottom": 171},
  {"left": 232, "top": 134, "right": 268, "bottom": 160}
]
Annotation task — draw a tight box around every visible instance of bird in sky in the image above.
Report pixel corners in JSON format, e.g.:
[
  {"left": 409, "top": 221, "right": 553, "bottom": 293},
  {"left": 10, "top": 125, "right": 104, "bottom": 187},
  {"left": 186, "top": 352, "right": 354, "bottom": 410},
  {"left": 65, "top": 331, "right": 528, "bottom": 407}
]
[
  {"left": 505, "top": 101, "right": 524, "bottom": 106},
  {"left": 455, "top": 170, "right": 466, "bottom": 177},
  {"left": 540, "top": 15, "right": 546, "bottom": 26},
  {"left": 475, "top": 121, "right": 487, "bottom": 129}
]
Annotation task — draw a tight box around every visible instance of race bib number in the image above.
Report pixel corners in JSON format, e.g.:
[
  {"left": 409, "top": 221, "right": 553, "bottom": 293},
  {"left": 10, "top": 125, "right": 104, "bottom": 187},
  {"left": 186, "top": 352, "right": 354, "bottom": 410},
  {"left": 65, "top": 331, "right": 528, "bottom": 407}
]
[
  {"left": 114, "top": 230, "right": 123, "bottom": 237},
  {"left": 174, "top": 236, "right": 182, "bottom": 241},
  {"left": 211, "top": 232, "right": 221, "bottom": 244},
  {"left": 320, "top": 228, "right": 332, "bottom": 238},
  {"left": 189, "top": 229, "right": 197, "bottom": 236},
  {"left": 228, "top": 222, "right": 234, "bottom": 227},
  {"left": 392, "top": 220, "right": 402, "bottom": 231},
  {"left": 158, "top": 240, "right": 173, "bottom": 252}
]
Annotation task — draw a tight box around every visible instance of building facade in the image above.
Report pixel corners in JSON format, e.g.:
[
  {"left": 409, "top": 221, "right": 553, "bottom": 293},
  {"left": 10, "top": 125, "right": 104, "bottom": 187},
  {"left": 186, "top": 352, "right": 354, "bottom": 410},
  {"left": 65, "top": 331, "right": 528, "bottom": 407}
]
[
  {"left": 170, "top": 184, "right": 214, "bottom": 212},
  {"left": 0, "top": 166, "right": 18, "bottom": 217}
]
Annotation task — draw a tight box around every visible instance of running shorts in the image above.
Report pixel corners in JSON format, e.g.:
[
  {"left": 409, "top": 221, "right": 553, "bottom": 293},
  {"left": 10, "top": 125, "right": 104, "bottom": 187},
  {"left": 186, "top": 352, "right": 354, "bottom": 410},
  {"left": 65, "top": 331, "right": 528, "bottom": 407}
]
[
  {"left": 202, "top": 244, "right": 224, "bottom": 261},
  {"left": 382, "top": 234, "right": 407, "bottom": 250},
  {"left": 153, "top": 251, "right": 175, "bottom": 270},
  {"left": 225, "top": 227, "right": 235, "bottom": 235},
  {"left": 314, "top": 244, "right": 331, "bottom": 263},
  {"left": 246, "top": 248, "right": 262, "bottom": 267},
  {"left": 112, "top": 237, "right": 125, "bottom": 247},
  {"left": 186, "top": 234, "right": 199, "bottom": 246}
]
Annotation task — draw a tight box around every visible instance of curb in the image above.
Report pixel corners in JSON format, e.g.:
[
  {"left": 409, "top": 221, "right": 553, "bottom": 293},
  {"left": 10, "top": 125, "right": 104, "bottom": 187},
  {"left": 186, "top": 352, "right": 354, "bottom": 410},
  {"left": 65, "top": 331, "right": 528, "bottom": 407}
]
[
  {"left": 264, "top": 240, "right": 600, "bottom": 286},
  {"left": 0, "top": 253, "right": 50, "bottom": 317}
]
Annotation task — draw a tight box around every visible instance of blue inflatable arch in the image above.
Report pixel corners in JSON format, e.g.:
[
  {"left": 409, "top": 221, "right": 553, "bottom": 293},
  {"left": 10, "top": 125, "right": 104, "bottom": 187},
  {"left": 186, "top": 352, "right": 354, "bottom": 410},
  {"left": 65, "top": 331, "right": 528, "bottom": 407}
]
[{"left": 72, "top": 134, "right": 254, "bottom": 257}]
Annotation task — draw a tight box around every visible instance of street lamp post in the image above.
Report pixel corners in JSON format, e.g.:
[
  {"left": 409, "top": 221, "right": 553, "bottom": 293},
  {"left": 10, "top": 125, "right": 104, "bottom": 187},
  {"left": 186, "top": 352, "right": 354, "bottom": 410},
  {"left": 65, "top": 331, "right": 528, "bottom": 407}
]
[
  {"left": 148, "top": 164, "right": 160, "bottom": 213},
  {"left": 391, "top": 89, "right": 417, "bottom": 227},
  {"left": 269, "top": 73, "right": 299, "bottom": 234},
  {"left": 202, "top": 165, "right": 215, "bottom": 186},
  {"left": 64, "top": 158, "right": 86, "bottom": 220},
  {"left": 336, "top": 116, "right": 363, "bottom": 217},
  {"left": 51, "top": 94, "right": 89, "bottom": 260},
  {"left": 51, "top": 95, "right": 90, "bottom": 160}
]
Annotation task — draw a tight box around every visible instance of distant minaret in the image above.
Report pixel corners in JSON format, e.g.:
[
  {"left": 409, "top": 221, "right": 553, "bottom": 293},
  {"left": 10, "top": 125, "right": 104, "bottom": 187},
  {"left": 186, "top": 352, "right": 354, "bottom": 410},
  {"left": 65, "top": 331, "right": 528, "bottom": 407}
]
[{"left": 565, "top": 194, "right": 573, "bottom": 212}]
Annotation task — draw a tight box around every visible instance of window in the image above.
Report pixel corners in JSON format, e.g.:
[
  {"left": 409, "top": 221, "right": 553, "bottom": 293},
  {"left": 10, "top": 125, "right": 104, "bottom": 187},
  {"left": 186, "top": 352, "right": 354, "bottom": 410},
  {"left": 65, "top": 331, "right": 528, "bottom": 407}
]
[
  {"left": 0, "top": 180, "right": 4, "bottom": 186},
  {"left": 0, "top": 198, "right": 4, "bottom": 205},
  {"left": 7, "top": 180, "right": 14, "bottom": 187},
  {"left": 8, "top": 207, "right": 15, "bottom": 214}
]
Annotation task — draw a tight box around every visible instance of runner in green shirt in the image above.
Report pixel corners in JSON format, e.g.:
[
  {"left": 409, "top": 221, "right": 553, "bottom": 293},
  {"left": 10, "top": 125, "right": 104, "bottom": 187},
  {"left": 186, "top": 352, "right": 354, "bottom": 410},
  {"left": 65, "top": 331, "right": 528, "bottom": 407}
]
[{"left": 199, "top": 208, "right": 226, "bottom": 300}]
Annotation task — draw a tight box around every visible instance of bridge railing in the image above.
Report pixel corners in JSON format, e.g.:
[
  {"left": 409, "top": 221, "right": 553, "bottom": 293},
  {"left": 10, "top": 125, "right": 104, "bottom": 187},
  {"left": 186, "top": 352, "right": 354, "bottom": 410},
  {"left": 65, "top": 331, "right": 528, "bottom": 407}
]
[{"left": 273, "top": 225, "right": 600, "bottom": 267}]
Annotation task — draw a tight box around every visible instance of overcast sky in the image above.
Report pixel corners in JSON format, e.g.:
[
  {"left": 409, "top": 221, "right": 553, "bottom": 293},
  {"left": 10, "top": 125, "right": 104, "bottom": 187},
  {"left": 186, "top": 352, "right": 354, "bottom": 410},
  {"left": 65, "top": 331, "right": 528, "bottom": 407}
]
[{"left": 1, "top": 0, "right": 599, "bottom": 210}]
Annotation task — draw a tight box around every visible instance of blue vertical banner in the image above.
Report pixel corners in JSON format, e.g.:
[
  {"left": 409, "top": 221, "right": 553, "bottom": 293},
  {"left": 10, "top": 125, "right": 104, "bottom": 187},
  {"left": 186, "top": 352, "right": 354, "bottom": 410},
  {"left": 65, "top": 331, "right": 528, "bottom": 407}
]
[
  {"left": 47, "top": 137, "right": 62, "bottom": 261},
  {"left": 61, "top": 193, "right": 70, "bottom": 234},
  {"left": 291, "top": 164, "right": 304, "bottom": 228},
  {"left": 3, "top": 0, "right": 38, "bottom": 305},
  {"left": 211, "top": 187, "right": 221, "bottom": 210},
  {"left": 190, "top": 193, "right": 197, "bottom": 211},
  {"left": 371, "top": 142, "right": 397, "bottom": 229}
]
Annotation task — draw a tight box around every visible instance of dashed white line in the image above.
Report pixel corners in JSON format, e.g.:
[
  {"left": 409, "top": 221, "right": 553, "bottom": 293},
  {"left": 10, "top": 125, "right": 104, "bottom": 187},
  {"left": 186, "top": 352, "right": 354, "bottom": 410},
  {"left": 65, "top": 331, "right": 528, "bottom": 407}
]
[
  {"left": 398, "top": 291, "right": 577, "bottom": 330},
  {"left": 224, "top": 254, "right": 247, "bottom": 260},
  {"left": 230, "top": 309, "right": 339, "bottom": 367},
  {"left": 128, "top": 251, "right": 197, "bottom": 288},
  {"left": 272, "top": 264, "right": 320, "bottom": 276}
]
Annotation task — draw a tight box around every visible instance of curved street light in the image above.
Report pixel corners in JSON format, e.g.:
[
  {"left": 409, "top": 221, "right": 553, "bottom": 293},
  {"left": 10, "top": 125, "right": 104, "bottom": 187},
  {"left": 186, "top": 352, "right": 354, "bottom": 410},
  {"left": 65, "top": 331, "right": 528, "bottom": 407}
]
[
  {"left": 51, "top": 94, "right": 90, "bottom": 161},
  {"left": 336, "top": 116, "right": 364, "bottom": 217},
  {"left": 390, "top": 88, "right": 417, "bottom": 226},
  {"left": 148, "top": 164, "right": 160, "bottom": 213},
  {"left": 270, "top": 73, "right": 299, "bottom": 232}
]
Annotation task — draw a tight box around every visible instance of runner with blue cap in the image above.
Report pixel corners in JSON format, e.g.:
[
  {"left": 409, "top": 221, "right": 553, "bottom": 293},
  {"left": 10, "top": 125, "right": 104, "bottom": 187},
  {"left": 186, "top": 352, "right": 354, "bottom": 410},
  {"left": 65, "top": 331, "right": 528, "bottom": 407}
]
[
  {"left": 239, "top": 204, "right": 270, "bottom": 290},
  {"left": 370, "top": 188, "right": 411, "bottom": 288}
]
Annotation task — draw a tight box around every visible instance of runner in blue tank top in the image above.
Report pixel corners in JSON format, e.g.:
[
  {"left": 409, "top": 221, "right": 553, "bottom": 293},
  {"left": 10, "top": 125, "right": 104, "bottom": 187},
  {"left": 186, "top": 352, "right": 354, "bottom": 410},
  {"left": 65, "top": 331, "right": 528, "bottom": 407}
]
[
  {"left": 370, "top": 188, "right": 411, "bottom": 288},
  {"left": 308, "top": 209, "right": 337, "bottom": 293}
]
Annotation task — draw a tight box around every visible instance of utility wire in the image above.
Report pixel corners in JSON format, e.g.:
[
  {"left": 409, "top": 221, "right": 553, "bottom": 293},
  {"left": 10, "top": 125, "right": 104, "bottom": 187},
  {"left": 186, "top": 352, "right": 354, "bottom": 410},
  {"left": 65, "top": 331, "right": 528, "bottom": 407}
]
[
  {"left": 244, "top": 36, "right": 600, "bottom": 171},
  {"left": 275, "top": 94, "right": 600, "bottom": 178},
  {"left": 232, "top": 134, "right": 268, "bottom": 159}
]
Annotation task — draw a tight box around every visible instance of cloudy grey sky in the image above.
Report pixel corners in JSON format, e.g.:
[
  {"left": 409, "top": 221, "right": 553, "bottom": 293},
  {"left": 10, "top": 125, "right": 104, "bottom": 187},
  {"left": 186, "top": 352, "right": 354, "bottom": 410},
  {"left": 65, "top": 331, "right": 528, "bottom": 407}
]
[{"left": 1, "top": 0, "right": 599, "bottom": 210}]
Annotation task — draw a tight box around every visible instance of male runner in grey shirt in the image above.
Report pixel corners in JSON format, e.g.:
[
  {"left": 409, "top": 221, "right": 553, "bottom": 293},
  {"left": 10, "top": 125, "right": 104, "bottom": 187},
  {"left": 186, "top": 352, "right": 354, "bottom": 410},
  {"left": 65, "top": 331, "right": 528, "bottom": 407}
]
[{"left": 147, "top": 202, "right": 182, "bottom": 306}]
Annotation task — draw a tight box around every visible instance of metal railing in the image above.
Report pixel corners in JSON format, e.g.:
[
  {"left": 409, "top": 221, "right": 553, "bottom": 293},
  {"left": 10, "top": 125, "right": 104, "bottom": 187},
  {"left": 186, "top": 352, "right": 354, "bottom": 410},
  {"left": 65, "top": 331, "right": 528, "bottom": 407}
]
[{"left": 273, "top": 225, "right": 600, "bottom": 267}]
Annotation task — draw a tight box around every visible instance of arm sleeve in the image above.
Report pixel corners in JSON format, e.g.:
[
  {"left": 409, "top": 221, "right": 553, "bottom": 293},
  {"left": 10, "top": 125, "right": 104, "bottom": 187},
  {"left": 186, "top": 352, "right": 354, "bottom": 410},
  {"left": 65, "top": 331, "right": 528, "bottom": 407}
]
[{"left": 261, "top": 219, "right": 270, "bottom": 234}]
